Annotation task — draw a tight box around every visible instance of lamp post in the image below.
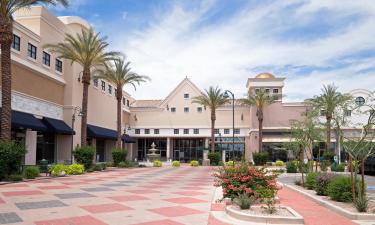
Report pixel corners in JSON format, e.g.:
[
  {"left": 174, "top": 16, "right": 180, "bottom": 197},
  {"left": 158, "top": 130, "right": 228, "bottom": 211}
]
[
  {"left": 71, "top": 106, "right": 84, "bottom": 163},
  {"left": 224, "top": 90, "right": 235, "bottom": 161}
]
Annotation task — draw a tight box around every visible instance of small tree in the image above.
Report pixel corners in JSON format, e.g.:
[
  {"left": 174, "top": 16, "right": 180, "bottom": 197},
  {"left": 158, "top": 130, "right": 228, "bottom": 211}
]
[{"left": 343, "top": 96, "right": 375, "bottom": 200}]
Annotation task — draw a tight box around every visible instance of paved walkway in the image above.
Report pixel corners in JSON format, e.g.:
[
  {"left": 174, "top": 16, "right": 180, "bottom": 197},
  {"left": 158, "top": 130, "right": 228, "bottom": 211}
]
[
  {"left": 278, "top": 188, "right": 357, "bottom": 225},
  {"left": 0, "top": 166, "right": 215, "bottom": 225}
]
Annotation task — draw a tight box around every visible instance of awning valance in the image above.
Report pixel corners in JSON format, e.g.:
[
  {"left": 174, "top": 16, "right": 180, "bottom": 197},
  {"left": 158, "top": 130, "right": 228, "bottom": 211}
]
[
  {"left": 42, "top": 117, "right": 74, "bottom": 135},
  {"left": 87, "top": 124, "right": 117, "bottom": 140},
  {"left": 11, "top": 110, "right": 47, "bottom": 131},
  {"left": 122, "top": 134, "right": 135, "bottom": 143}
]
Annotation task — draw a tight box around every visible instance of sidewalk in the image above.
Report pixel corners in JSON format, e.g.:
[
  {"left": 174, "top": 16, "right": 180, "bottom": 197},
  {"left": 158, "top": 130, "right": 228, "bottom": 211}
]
[{"left": 278, "top": 188, "right": 357, "bottom": 225}]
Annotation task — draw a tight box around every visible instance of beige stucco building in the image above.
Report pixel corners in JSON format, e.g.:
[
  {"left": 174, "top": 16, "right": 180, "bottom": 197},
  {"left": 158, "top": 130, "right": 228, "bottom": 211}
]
[{"left": 1, "top": 7, "right": 373, "bottom": 165}]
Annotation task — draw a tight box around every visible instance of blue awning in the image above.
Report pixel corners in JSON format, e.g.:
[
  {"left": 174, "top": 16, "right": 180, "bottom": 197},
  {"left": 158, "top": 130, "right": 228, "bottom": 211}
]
[
  {"left": 87, "top": 124, "right": 117, "bottom": 140},
  {"left": 122, "top": 134, "right": 135, "bottom": 143},
  {"left": 42, "top": 117, "right": 74, "bottom": 135},
  {"left": 11, "top": 110, "right": 47, "bottom": 131}
]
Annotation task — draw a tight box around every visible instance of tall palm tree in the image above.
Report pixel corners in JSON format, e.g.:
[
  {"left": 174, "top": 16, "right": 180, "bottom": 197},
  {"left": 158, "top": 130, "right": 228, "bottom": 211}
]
[
  {"left": 45, "top": 28, "right": 118, "bottom": 146},
  {"left": 242, "top": 89, "right": 278, "bottom": 152},
  {"left": 307, "top": 84, "right": 351, "bottom": 153},
  {"left": 0, "top": 0, "right": 68, "bottom": 141},
  {"left": 95, "top": 55, "right": 150, "bottom": 148},
  {"left": 192, "top": 86, "right": 228, "bottom": 153}
]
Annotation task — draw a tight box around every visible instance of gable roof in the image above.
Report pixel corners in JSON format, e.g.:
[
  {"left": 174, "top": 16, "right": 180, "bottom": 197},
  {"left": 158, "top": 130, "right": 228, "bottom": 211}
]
[
  {"left": 130, "top": 100, "right": 162, "bottom": 108},
  {"left": 160, "top": 77, "right": 203, "bottom": 107}
]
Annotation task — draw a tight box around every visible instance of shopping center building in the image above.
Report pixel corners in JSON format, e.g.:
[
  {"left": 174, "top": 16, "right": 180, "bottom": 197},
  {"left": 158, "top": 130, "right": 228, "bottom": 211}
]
[{"left": 2, "top": 7, "right": 373, "bottom": 165}]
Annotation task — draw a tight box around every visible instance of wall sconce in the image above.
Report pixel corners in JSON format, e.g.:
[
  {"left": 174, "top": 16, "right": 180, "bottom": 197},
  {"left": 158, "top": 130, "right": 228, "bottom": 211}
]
[
  {"left": 77, "top": 71, "right": 83, "bottom": 83},
  {"left": 204, "top": 106, "right": 206, "bottom": 111},
  {"left": 166, "top": 104, "right": 169, "bottom": 111},
  {"left": 134, "top": 114, "right": 138, "bottom": 121},
  {"left": 241, "top": 113, "right": 244, "bottom": 121}
]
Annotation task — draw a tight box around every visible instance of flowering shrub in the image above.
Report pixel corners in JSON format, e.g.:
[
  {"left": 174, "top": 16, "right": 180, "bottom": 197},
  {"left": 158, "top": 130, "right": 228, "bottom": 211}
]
[
  {"left": 315, "top": 173, "right": 336, "bottom": 195},
  {"left": 172, "top": 160, "right": 181, "bottom": 167},
  {"left": 214, "top": 161, "right": 278, "bottom": 200}
]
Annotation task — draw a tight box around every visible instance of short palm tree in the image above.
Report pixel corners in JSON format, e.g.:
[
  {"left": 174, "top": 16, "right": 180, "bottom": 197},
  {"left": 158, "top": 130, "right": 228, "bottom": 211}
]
[
  {"left": 242, "top": 89, "right": 278, "bottom": 152},
  {"left": 306, "top": 84, "right": 352, "bottom": 152},
  {"left": 0, "top": 0, "right": 68, "bottom": 140},
  {"left": 192, "top": 86, "right": 228, "bottom": 153},
  {"left": 95, "top": 55, "right": 150, "bottom": 148},
  {"left": 45, "top": 28, "right": 118, "bottom": 146}
]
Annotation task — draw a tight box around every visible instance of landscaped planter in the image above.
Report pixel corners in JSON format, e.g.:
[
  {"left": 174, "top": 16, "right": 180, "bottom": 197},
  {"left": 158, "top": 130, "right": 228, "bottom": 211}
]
[{"left": 226, "top": 205, "right": 304, "bottom": 224}]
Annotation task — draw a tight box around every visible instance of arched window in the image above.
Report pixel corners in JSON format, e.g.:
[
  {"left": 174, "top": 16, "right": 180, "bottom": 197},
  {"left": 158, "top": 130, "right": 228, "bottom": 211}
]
[{"left": 355, "top": 96, "right": 365, "bottom": 106}]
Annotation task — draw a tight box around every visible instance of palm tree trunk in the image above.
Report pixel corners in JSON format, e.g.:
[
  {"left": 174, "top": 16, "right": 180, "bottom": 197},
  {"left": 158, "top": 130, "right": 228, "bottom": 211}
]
[
  {"left": 258, "top": 110, "right": 263, "bottom": 152},
  {"left": 211, "top": 109, "right": 216, "bottom": 153},
  {"left": 116, "top": 88, "right": 122, "bottom": 148},
  {"left": 80, "top": 69, "right": 90, "bottom": 146},
  {"left": 0, "top": 20, "right": 13, "bottom": 141},
  {"left": 326, "top": 117, "right": 331, "bottom": 152}
]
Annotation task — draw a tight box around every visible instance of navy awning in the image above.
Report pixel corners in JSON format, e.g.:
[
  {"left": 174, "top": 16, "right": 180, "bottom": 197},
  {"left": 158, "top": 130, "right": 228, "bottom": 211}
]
[
  {"left": 42, "top": 117, "right": 74, "bottom": 135},
  {"left": 87, "top": 124, "right": 117, "bottom": 140},
  {"left": 122, "top": 134, "right": 135, "bottom": 143},
  {"left": 11, "top": 110, "right": 47, "bottom": 131}
]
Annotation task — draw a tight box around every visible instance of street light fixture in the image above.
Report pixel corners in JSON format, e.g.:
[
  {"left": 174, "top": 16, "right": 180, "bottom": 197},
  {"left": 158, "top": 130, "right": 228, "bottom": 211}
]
[
  {"left": 224, "top": 90, "right": 235, "bottom": 161},
  {"left": 71, "top": 106, "right": 84, "bottom": 163}
]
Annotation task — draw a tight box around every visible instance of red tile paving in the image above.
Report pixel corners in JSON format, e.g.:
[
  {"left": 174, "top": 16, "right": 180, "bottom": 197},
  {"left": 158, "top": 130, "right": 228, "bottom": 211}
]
[
  {"left": 109, "top": 195, "right": 149, "bottom": 202},
  {"left": 163, "top": 197, "right": 207, "bottom": 204},
  {"left": 0, "top": 197, "right": 4, "bottom": 204},
  {"left": 278, "top": 187, "right": 357, "bottom": 225},
  {"left": 126, "top": 189, "right": 160, "bottom": 194},
  {"left": 0, "top": 183, "right": 29, "bottom": 188},
  {"left": 80, "top": 203, "right": 133, "bottom": 213},
  {"left": 148, "top": 206, "right": 204, "bottom": 217},
  {"left": 173, "top": 191, "right": 206, "bottom": 196},
  {"left": 37, "top": 185, "right": 70, "bottom": 190},
  {"left": 207, "top": 215, "right": 231, "bottom": 225},
  {"left": 35, "top": 215, "right": 107, "bottom": 225},
  {"left": 130, "top": 219, "right": 184, "bottom": 225},
  {"left": 1, "top": 190, "right": 43, "bottom": 196}
]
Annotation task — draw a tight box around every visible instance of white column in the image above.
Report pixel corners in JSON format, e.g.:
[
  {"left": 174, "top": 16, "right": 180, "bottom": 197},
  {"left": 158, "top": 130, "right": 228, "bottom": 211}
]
[
  {"left": 222, "top": 150, "right": 226, "bottom": 162},
  {"left": 167, "top": 137, "right": 171, "bottom": 160},
  {"left": 24, "top": 130, "right": 37, "bottom": 165}
]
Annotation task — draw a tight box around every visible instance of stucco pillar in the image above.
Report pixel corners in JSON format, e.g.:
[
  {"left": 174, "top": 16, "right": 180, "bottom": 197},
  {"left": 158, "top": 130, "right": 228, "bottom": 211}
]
[
  {"left": 24, "top": 130, "right": 37, "bottom": 165},
  {"left": 167, "top": 137, "right": 171, "bottom": 160},
  {"left": 222, "top": 150, "right": 226, "bottom": 162}
]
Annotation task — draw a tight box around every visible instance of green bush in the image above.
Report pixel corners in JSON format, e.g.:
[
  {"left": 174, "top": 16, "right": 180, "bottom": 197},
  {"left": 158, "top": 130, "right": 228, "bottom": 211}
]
[
  {"left": 354, "top": 194, "right": 369, "bottom": 212},
  {"left": 50, "top": 164, "right": 68, "bottom": 176},
  {"left": 315, "top": 173, "right": 335, "bottom": 195},
  {"left": 208, "top": 152, "right": 221, "bottom": 166},
  {"left": 305, "top": 172, "right": 318, "bottom": 190},
  {"left": 327, "top": 176, "right": 353, "bottom": 202},
  {"left": 101, "top": 163, "right": 107, "bottom": 170},
  {"left": 172, "top": 160, "right": 180, "bottom": 167},
  {"left": 253, "top": 152, "right": 268, "bottom": 166},
  {"left": 0, "top": 141, "right": 27, "bottom": 181},
  {"left": 73, "top": 146, "right": 95, "bottom": 170},
  {"left": 234, "top": 194, "right": 254, "bottom": 210},
  {"left": 275, "top": 160, "right": 284, "bottom": 167},
  {"left": 153, "top": 160, "right": 162, "bottom": 167},
  {"left": 93, "top": 164, "right": 103, "bottom": 171},
  {"left": 320, "top": 160, "right": 330, "bottom": 172},
  {"left": 190, "top": 160, "right": 199, "bottom": 167},
  {"left": 8, "top": 174, "right": 23, "bottom": 181},
  {"left": 286, "top": 161, "right": 298, "bottom": 173},
  {"left": 24, "top": 166, "right": 40, "bottom": 179},
  {"left": 330, "top": 163, "right": 345, "bottom": 172},
  {"left": 112, "top": 148, "right": 127, "bottom": 166},
  {"left": 218, "top": 161, "right": 225, "bottom": 166},
  {"left": 226, "top": 161, "right": 234, "bottom": 167},
  {"left": 323, "top": 152, "right": 336, "bottom": 163},
  {"left": 66, "top": 163, "right": 84, "bottom": 175},
  {"left": 105, "top": 161, "right": 114, "bottom": 167}
]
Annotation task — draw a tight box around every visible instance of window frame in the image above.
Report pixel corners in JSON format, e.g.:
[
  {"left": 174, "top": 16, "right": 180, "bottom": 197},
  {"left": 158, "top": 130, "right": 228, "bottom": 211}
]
[
  {"left": 55, "top": 58, "right": 63, "bottom": 73},
  {"left": 171, "top": 107, "right": 176, "bottom": 113},
  {"left": 193, "top": 129, "right": 199, "bottom": 134},
  {"left": 101, "top": 81, "right": 106, "bottom": 91},
  {"left": 27, "top": 43, "right": 37, "bottom": 59},
  {"left": 108, "top": 84, "right": 112, "bottom": 94},
  {"left": 135, "top": 129, "right": 140, "bottom": 134},
  {"left": 184, "top": 93, "right": 189, "bottom": 99},
  {"left": 174, "top": 129, "right": 179, "bottom": 134},
  {"left": 144, "top": 129, "right": 150, "bottom": 134},
  {"left": 12, "top": 34, "right": 20, "bottom": 51},
  {"left": 224, "top": 129, "right": 230, "bottom": 134},
  {"left": 154, "top": 129, "right": 159, "bottom": 134},
  {"left": 93, "top": 78, "right": 98, "bottom": 87},
  {"left": 42, "top": 51, "right": 50, "bottom": 66},
  {"left": 234, "top": 129, "right": 240, "bottom": 134},
  {"left": 183, "top": 129, "right": 189, "bottom": 134},
  {"left": 184, "top": 107, "right": 189, "bottom": 113},
  {"left": 197, "top": 107, "right": 202, "bottom": 113}
]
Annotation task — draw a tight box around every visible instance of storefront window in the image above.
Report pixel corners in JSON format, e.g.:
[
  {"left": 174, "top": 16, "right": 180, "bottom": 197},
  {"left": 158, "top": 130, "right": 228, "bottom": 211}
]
[
  {"left": 36, "top": 133, "right": 55, "bottom": 164},
  {"left": 137, "top": 138, "right": 167, "bottom": 161},
  {"left": 173, "top": 138, "right": 204, "bottom": 162}
]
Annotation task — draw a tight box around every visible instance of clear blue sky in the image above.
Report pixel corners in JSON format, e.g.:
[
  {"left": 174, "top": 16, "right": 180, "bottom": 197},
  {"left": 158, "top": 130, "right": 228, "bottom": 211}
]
[{"left": 50, "top": 0, "right": 375, "bottom": 101}]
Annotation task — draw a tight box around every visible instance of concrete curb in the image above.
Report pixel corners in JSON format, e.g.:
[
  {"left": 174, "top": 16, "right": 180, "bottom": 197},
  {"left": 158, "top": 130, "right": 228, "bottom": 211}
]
[{"left": 283, "top": 183, "right": 375, "bottom": 220}]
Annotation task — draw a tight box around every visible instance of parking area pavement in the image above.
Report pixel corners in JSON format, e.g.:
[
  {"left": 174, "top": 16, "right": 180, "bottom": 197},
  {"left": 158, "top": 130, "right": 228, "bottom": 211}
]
[{"left": 0, "top": 166, "right": 215, "bottom": 225}]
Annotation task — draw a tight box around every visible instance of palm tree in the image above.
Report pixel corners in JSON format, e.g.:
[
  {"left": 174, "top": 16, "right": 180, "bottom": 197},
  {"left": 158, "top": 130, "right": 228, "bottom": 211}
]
[
  {"left": 45, "top": 28, "right": 118, "bottom": 146},
  {"left": 192, "top": 86, "right": 228, "bottom": 153},
  {"left": 242, "top": 89, "right": 278, "bottom": 152},
  {"left": 0, "top": 0, "right": 68, "bottom": 141},
  {"left": 307, "top": 84, "right": 352, "bottom": 153},
  {"left": 95, "top": 55, "right": 150, "bottom": 148}
]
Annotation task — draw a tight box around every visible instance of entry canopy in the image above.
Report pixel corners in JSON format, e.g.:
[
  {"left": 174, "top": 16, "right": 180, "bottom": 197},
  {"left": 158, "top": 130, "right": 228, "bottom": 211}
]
[
  {"left": 122, "top": 134, "right": 135, "bottom": 143},
  {"left": 87, "top": 124, "right": 117, "bottom": 140},
  {"left": 42, "top": 117, "right": 74, "bottom": 135},
  {"left": 11, "top": 110, "right": 47, "bottom": 131}
]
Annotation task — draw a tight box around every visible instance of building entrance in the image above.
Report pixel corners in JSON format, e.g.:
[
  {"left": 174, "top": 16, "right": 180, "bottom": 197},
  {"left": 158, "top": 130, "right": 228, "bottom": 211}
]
[{"left": 172, "top": 138, "right": 204, "bottom": 162}]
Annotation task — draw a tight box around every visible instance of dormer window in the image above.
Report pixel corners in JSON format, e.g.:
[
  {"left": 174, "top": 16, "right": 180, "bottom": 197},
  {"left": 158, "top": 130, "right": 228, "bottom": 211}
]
[
  {"left": 355, "top": 96, "right": 365, "bottom": 106},
  {"left": 184, "top": 93, "right": 189, "bottom": 99}
]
